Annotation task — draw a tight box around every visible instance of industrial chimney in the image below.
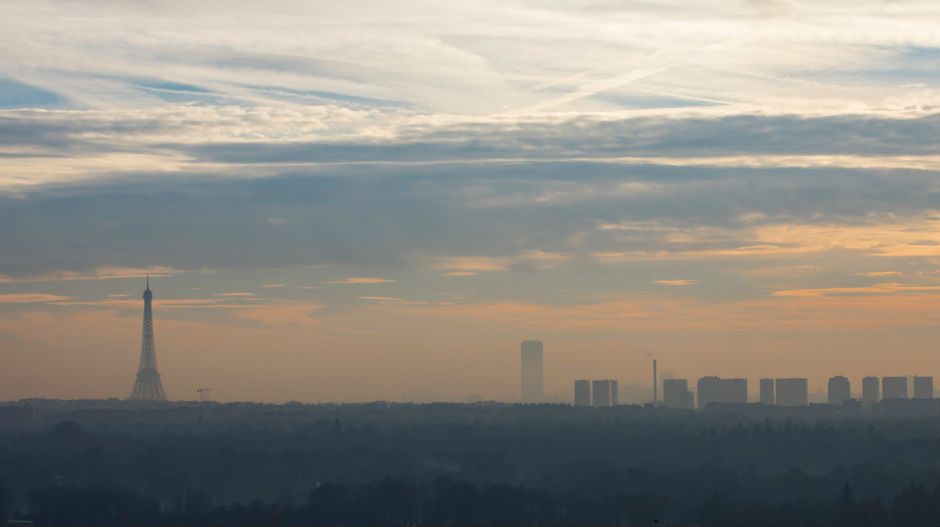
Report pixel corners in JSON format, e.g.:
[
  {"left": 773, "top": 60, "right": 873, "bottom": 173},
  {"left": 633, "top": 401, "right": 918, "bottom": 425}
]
[{"left": 653, "top": 359, "right": 658, "bottom": 405}]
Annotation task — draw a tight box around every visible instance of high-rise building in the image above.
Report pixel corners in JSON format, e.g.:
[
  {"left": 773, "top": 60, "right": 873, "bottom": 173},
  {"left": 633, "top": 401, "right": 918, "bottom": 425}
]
[
  {"left": 574, "top": 380, "right": 591, "bottom": 406},
  {"left": 592, "top": 380, "right": 616, "bottom": 407},
  {"left": 882, "top": 376, "right": 907, "bottom": 399},
  {"left": 759, "top": 378, "right": 775, "bottom": 405},
  {"left": 724, "top": 378, "right": 747, "bottom": 403},
  {"left": 697, "top": 377, "right": 747, "bottom": 408},
  {"left": 697, "top": 376, "right": 721, "bottom": 409},
  {"left": 827, "top": 376, "right": 851, "bottom": 404},
  {"left": 775, "top": 378, "right": 808, "bottom": 406},
  {"left": 520, "top": 340, "right": 543, "bottom": 403},
  {"left": 862, "top": 376, "right": 879, "bottom": 404},
  {"left": 663, "top": 378, "right": 692, "bottom": 409},
  {"left": 129, "top": 277, "right": 167, "bottom": 401},
  {"left": 913, "top": 376, "right": 934, "bottom": 399}
]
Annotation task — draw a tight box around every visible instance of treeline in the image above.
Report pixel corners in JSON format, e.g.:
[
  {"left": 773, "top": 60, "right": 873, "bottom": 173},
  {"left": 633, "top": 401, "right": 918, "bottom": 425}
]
[
  {"left": 12, "top": 477, "right": 940, "bottom": 526},
  {"left": 1, "top": 407, "right": 937, "bottom": 525}
]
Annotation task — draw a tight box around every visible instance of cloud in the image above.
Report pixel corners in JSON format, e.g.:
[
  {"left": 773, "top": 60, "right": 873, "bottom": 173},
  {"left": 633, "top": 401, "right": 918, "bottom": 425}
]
[
  {"left": 0, "top": 1, "right": 936, "bottom": 333},
  {"left": 358, "top": 296, "right": 428, "bottom": 305},
  {"left": 323, "top": 277, "right": 395, "bottom": 285},
  {"left": 260, "top": 283, "right": 287, "bottom": 288},
  {"left": 0, "top": 158, "right": 935, "bottom": 284},
  {"left": 214, "top": 292, "right": 255, "bottom": 296},
  {"left": 0, "top": 293, "right": 71, "bottom": 303},
  {"left": 428, "top": 257, "right": 511, "bottom": 272},
  {"left": 655, "top": 280, "right": 696, "bottom": 286},
  {"left": 770, "top": 283, "right": 938, "bottom": 297},
  {"left": 168, "top": 114, "right": 940, "bottom": 166},
  {"left": 358, "top": 296, "right": 401, "bottom": 302},
  {"left": 856, "top": 271, "right": 902, "bottom": 277},
  {"left": 360, "top": 291, "right": 939, "bottom": 331},
  {"left": 49, "top": 297, "right": 258, "bottom": 309},
  {"left": 1, "top": 109, "right": 938, "bottom": 193},
  {"left": 427, "top": 251, "right": 572, "bottom": 273},
  {"left": 0, "top": 266, "right": 181, "bottom": 284},
  {"left": 590, "top": 214, "right": 940, "bottom": 263},
  {"left": 2, "top": 0, "right": 938, "bottom": 119}
]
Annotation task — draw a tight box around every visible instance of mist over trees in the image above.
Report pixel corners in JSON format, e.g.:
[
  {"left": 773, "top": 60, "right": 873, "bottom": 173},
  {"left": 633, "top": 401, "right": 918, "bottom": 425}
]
[{"left": 0, "top": 400, "right": 937, "bottom": 525}]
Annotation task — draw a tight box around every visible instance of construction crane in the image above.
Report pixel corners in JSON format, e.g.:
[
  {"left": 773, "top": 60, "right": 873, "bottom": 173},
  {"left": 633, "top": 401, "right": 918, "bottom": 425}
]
[{"left": 196, "top": 387, "right": 213, "bottom": 402}]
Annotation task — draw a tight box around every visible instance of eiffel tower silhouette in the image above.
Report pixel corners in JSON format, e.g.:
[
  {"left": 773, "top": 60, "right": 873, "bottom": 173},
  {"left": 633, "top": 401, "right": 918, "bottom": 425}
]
[{"left": 129, "top": 276, "right": 167, "bottom": 401}]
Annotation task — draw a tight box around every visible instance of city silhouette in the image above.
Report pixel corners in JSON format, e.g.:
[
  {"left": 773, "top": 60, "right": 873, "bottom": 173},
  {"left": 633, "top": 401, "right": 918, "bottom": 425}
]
[
  {"left": 0, "top": 280, "right": 936, "bottom": 525},
  {"left": 1, "top": 1, "right": 938, "bottom": 525}
]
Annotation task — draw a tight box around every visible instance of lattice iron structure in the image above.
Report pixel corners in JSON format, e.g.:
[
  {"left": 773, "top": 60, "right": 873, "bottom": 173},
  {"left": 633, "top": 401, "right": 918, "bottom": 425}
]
[{"left": 129, "top": 277, "right": 167, "bottom": 401}]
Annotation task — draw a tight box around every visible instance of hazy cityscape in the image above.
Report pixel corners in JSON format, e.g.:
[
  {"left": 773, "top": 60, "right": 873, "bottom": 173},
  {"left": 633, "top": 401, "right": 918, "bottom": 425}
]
[
  {"left": 120, "top": 282, "right": 939, "bottom": 409},
  {"left": 115, "top": 281, "right": 940, "bottom": 409},
  {"left": 1, "top": 282, "right": 937, "bottom": 524},
  {"left": 2, "top": 1, "right": 938, "bottom": 525}
]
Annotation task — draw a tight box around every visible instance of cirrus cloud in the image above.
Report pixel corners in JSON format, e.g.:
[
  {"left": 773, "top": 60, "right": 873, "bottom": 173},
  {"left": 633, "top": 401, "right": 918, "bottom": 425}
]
[
  {"left": 0, "top": 293, "right": 71, "bottom": 303},
  {"left": 323, "top": 277, "right": 396, "bottom": 285}
]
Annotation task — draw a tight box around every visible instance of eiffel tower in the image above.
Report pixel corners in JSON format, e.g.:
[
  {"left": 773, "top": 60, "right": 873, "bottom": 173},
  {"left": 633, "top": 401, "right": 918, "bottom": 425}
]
[{"left": 129, "top": 277, "right": 167, "bottom": 401}]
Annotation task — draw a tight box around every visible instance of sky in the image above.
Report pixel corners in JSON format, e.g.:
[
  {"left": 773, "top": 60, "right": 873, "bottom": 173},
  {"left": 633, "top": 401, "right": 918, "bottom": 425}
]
[{"left": 0, "top": 0, "right": 937, "bottom": 403}]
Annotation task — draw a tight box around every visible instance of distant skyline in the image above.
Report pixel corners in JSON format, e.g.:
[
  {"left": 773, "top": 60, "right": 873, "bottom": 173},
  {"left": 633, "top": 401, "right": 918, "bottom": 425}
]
[{"left": 0, "top": 1, "right": 937, "bottom": 402}]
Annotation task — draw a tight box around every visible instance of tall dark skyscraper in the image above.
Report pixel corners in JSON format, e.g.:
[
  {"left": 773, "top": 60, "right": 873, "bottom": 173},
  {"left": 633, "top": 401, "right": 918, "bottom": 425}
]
[
  {"left": 827, "top": 375, "right": 851, "bottom": 404},
  {"left": 759, "top": 378, "right": 775, "bottom": 405},
  {"left": 129, "top": 277, "right": 167, "bottom": 401},
  {"left": 776, "top": 378, "right": 808, "bottom": 406},
  {"left": 913, "top": 376, "right": 934, "bottom": 399},
  {"left": 882, "top": 376, "right": 907, "bottom": 399},
  {"left": 862, "top": 376, "right": 880, "bottom": 404},
  {"left": 520, "top": 340, "right": 543, "bottom": 403},
  {"left": 592, "top": 379, "right": 617, "bottom": 407},
  {"left": 663, "top": 378, "right": 692, "bottom": 409},
  {"left": 697, "top": 376, "right": 747, "bottom": 408},
  {"left": 574, "top": 379, "right": 590, "bottom": 406}
]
